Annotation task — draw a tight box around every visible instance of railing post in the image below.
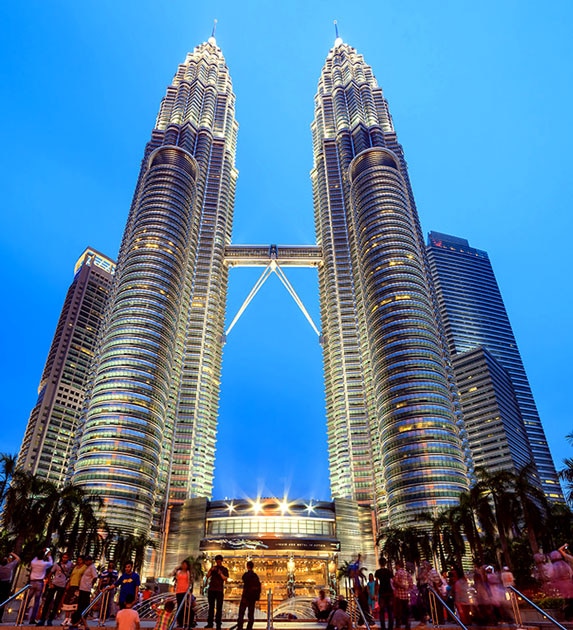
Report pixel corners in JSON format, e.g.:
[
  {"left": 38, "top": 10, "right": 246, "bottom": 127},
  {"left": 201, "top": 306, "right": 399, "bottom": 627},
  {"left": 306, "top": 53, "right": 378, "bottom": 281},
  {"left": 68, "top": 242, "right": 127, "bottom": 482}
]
[
  {"left": 266, "top": 589, "right": 273, "bottom": 630},
  {"left": 507, "top": 588, "right": 524, "bottom": 629},
  {"left": 16, "top": 586, "right": 32, "bottom": 626}
]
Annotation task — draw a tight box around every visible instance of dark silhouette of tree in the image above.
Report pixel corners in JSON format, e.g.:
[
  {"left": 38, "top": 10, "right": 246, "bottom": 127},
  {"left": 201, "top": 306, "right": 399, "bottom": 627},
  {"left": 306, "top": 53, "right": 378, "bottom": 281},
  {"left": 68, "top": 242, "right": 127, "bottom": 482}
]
[
  {"left": 512, "top": 463, "right": 548, "bottom": 555},
  {"left": 1, "top": 471, "right": 107, "bottom": 559},
  {"left": 0, "top": 453, "right": 17, "bottom": 506},
  {"left": 112, "top": 533, "right": 155, "bottom": 573},
  {"left": 472, "top": 467, "right": 519, "bottom": 568},
  {"left": 377, "top": 526, "right": 428, "bottom": 566},
  {"left": 457, "top": 491, "right": 484, "bottom": 564},
  {"left": 184, "top": 554, "right": 204, "bottom": 588},
  {"left": 558, "top": 432, "right": 573, "bottom": 505},
  {"left": 2, "top": 471, "right": 58, "bottom": 554}
]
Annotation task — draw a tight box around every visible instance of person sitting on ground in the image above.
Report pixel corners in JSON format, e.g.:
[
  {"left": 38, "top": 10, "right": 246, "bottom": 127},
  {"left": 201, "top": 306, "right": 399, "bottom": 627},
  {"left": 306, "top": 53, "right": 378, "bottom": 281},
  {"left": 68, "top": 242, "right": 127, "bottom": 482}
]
[
  {"left": 115, "top": 594, "right": 140, "bottom": 630},
  {"left": 313, "top": 589, "right": 332, "bottom": 621},
  {"left": 328, "top": 598, "right": 352, "bottom": 630},
  {"left": 152, "top": 599, "right": 175, "bottom": 630}
]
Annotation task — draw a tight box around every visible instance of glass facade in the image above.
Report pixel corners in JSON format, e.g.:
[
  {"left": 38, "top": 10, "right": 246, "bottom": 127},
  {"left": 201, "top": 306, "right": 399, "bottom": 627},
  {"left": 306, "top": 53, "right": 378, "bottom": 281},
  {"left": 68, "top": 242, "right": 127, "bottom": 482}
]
[
  {"left": 17, "top": 248, "right": 116, "bottom": 486},
  {"left": 72, "top": 38, "right": 238, "bottom": 537},
  {"left": 311, "top": 40, "right": 468, "bottom": 527},
  {"left": 427, "top": 231, "right": 563, "bottom": 501}
]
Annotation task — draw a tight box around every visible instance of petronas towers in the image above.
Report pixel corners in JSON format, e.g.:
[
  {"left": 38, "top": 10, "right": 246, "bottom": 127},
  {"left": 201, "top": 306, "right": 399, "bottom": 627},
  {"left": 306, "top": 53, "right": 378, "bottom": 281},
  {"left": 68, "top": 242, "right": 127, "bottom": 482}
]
[
  {"left": 73, "top": 37, "right": 238, "bottom": 537},
  {"left": 30, "top": 30, "right": 549, "bottom": 552}
]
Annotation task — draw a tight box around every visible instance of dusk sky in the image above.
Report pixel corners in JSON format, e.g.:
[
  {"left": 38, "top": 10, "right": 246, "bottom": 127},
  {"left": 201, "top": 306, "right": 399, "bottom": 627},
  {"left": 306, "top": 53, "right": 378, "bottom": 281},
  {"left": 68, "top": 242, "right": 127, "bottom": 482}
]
[{"left": 1, "top": 1, "right": 572, "bottom": 503}]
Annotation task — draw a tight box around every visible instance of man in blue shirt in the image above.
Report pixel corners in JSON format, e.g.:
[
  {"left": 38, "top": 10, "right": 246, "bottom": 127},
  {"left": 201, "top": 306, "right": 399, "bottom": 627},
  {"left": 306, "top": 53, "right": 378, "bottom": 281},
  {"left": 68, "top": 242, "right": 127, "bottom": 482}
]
[{"left": 114, "top": 563, "right": 141, "bottom": 609}]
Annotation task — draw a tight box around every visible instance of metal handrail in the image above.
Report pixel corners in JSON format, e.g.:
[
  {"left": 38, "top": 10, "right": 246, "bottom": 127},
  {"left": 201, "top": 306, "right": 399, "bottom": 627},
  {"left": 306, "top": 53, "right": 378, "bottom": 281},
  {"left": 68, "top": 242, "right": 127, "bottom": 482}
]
[
  {"left": 427, "top": 586, "right": 469, "bottom": 630},
  {"left": 352, "top": 595, "right": 372, "bottom": 630},
  {"left": 168, "top": 587, "right": 193, "bottom": 630},
  {"left": 0, "top": 583, "right": 30, "bottom": 612},
  {"left": 16, "top": 584, "right": 33, "bottom": 626},
  {"left": 80, "top": 589, "right": 104, "bottom": 619},
  {"left": 508, "top": 585, "right": 568, "bottom": 630}
]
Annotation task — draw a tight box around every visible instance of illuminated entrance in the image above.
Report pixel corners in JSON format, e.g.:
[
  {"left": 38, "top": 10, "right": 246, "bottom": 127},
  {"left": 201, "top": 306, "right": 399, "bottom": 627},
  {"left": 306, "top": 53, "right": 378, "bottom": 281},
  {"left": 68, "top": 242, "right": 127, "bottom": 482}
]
[{"left": 166, "top": 497, "right": 374, "bottom": 604}]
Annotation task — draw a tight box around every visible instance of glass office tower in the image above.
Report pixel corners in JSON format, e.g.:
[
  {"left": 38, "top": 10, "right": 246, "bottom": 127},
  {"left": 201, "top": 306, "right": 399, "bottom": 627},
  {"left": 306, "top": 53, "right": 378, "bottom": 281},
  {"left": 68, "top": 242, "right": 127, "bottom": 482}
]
[
  {"left": 427, "top": 231, "right": 563, "bottom": 501},
  {"left": 17, "top": 248, "right": 115, "bottom": 487},
  {"left": 72, "top": 36, "right": 238, "bottom": 537},
  {"left": 311, "top": 38, "right": 468, "bottom": 526}
]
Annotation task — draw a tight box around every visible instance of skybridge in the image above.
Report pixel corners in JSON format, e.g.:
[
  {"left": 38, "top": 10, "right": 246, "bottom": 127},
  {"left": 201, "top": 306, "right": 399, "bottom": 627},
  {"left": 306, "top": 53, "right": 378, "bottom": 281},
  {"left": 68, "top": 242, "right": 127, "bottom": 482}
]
[{"left": 223, "top": 244, "right": 322, "bottom": 338}]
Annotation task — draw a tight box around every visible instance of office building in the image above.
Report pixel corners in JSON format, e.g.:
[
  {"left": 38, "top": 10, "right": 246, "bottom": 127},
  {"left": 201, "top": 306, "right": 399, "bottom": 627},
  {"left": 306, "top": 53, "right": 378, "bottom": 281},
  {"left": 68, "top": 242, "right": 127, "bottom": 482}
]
[
  {"left": 16, "top": 248, "right": 115, "bottom": 486},
  {"left": 71, "top": 35, "right": 239, "bottom": 539},
  {"left": 427, "top": 231, "right": 563, "bottom": 501},
  {"left": 311, "top": 37, "right": 468, "bottom": 526},
  {"left": 453, "top": 346, "right": 533, "bottom": 474}
]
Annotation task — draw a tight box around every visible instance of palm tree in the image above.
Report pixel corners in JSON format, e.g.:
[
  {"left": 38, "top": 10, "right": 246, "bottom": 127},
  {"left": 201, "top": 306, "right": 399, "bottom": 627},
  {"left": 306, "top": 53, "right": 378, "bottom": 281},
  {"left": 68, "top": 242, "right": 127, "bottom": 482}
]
[
  {"left": 1, "top": 470, "right": 59, "bottom": 554},
  {"left": 377, "top": 526, "right": 427, "bottom": 566},
  {"left": 558, "top": 432, "right": 573, "bottom": 505},
  {"left": 472, "top": 467, "right": 520, "bottom": 568},
  {"left": 0, "top": 453, "right": 17, "bottom": 505},
  {"left": 457, "top": 491, "right": 484, "bottom": 564},
  {"left": 377, "top": 527, "right": 406, "bottom": 564},
  {"left": 184, "top": 555, "right": 204, "bottom": 589},
  {"left": 512, "top": 463, "right": 548, "bottom": 555},
  {"left": 417, "top": 511, "right": 449, "bottom": 569},
  {"left": 112, "top": 532, "right": 155, "bottom": 572}
]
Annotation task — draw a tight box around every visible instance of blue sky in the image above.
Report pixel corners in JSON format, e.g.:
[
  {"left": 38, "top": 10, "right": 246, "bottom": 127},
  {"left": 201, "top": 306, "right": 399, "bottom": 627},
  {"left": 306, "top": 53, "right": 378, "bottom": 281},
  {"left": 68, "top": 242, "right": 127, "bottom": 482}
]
[{"left": 1, "top": 1, "right": 572, "bottom": 503}]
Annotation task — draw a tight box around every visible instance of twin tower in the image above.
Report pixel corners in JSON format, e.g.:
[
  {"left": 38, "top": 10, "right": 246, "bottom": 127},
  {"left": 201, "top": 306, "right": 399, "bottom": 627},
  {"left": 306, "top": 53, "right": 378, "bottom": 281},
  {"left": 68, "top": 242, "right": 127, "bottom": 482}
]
[{"left": 71, "top": 34, "right": 469, "bottom": 548}]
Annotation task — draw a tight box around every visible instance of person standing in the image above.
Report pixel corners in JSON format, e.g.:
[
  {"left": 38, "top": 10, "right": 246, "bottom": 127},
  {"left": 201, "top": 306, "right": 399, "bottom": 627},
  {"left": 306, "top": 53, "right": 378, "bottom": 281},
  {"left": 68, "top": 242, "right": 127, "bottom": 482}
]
[
  {"left": 367, "top": 574, "right": 376, "bottom": 615},
  {"left": 375, "top": 557, "right": 394, "bottom": 630},
  {"left": 70, "top": 556, "right": 98, "bottom": 628},
  {"left": 114, "top": 564, "right": 141, "bottom": 610},
  {"left": 0, "top": 551, "right": 20, "bottom": 622},
  {"left": 115, "top": 595, "right": 140, "bottom": 630},
  {"left": 392, "top": 561, "right": 412, "bottom": 630},
  {"left": 28, "top": 549, "right": 53, "bottom": 623},
  {"left": 173, "top": 560, "right": 192, "bottom": 629},
  {"left": 97, "top": 561, "right": 119, "bottom": 622},
  {"left": 237, "top": 561, "right": 261, "bottom": 630},
  {"left": 62, "top": 557, "right": 86, "bottom": 626},
  {"left": 206, "top": 555, "right": 229, "bottom": 630},
  {"left": 37, "top": 552, "right": 72, "bottom": 626}
]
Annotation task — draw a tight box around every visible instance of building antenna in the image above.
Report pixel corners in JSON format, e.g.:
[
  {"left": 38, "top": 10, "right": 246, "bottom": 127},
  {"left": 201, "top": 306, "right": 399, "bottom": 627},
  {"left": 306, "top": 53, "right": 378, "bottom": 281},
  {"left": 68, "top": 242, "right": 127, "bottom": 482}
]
[
  {"left": 334, "top": 19, "right": 339, "bottom": 39},
  {"left": 211, "top": 18, "right": 218, "bottom": 39}
]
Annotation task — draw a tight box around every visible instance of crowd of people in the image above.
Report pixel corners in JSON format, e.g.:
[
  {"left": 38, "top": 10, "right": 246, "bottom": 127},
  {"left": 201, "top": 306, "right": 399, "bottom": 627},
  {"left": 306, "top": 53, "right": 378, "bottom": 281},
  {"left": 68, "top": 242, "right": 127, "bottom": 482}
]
[
  {"left": 2, "top": 546, "right": 573, "bottom": 629},
  {"left": 0, "top": 549, "right": 143, "bottom": 629},
  {"left": 313, "top": 545, "right": 573, "bottom": 628}
]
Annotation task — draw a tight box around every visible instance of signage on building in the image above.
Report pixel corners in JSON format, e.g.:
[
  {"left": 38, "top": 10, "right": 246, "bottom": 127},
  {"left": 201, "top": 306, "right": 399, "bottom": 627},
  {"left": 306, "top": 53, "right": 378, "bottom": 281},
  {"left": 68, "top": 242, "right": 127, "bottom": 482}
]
[{"left": 200, "top": 537, "right": 340, "bottom": 552}]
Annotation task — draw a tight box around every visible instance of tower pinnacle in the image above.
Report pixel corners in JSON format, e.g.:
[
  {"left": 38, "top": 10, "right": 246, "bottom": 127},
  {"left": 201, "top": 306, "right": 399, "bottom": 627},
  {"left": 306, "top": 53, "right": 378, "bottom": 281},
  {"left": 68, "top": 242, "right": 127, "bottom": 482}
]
[
  {"left": 208, "top": 18, "right": 217, "bottom": 45},
  {"left": 333, "top": 20, "right": 343, "bottom": 47}
]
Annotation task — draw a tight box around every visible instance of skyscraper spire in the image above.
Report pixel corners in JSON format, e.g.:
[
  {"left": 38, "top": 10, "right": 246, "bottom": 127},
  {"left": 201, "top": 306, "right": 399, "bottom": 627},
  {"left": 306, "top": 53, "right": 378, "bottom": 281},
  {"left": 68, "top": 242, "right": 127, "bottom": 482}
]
[
  {"left": 209, "top": 18, "right": 218, "bottom": 44},
  {"left": 333, "top": 19, "right": 342, "bottom": 46}
]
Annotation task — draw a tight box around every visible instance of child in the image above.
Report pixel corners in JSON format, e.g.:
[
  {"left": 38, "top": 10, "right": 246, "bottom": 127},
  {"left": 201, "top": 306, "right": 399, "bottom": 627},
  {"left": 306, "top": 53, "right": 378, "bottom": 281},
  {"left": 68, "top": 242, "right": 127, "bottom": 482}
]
[
  {"left": 152, "top": 599, "right": 175, "bottom": 630},
  {"left": 115, "top": 595, "right": 140, "bottom": 630}
]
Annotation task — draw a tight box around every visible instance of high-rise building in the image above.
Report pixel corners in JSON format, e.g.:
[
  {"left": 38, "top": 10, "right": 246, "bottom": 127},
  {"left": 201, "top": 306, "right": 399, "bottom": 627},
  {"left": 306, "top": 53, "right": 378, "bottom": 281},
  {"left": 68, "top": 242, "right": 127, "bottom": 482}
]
[
  {"left": 427, "top": 231, "right": 563, "bottom": 501},
  {"left": 311, "top": 37, "right": 468, "bottom": 526},
  {"left": 68, "top": 32, "right": 471, "bottom": 556},
  {"left": 72, "top": 35, "right": 238, "bottom": 538},
  {"left": 17, "top": 248, "right": 115, "bottom": 486},
  {"left": 452, "top": 346, "right": 533, "bottom": 475}
]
